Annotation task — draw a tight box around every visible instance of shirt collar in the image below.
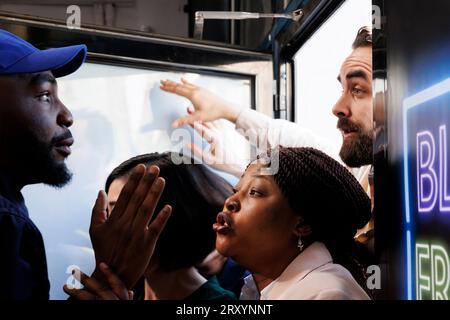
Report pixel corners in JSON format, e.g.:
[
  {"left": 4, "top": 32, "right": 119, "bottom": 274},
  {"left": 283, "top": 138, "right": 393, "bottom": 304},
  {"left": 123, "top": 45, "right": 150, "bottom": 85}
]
[
  {"left": 239, "top": 274, "right": 261, "bottom": 300},
  {"left": 260, "top": 242, "right": 333, "bottom": 300},
  {"left": 0, "top": 171, "right": 27, "bottom": 216}
]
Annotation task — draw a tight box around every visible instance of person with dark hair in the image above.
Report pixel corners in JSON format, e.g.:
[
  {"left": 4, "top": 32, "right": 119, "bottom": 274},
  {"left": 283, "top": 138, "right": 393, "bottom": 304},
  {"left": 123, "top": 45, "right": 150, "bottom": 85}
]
[
  {"left": 160, "top": 26, "right": 375, "bottom": 245},
  {"left": 102, "top": 152, "right": 236, "bottom": 300},
  {"left": 66, "top": 148, "right": 371, "bottom": 300},
  {"left": 0, "top": 29, "right": 86, "bottom": 299},
  {"left": 214, "top": 147, "right": 372, "bottom": 300},
  {"left": 352, "top": 26, "right": 372, "bottom": 50},
  {"left": 0, "top": 29, "right": 170, "bottom": 300}
]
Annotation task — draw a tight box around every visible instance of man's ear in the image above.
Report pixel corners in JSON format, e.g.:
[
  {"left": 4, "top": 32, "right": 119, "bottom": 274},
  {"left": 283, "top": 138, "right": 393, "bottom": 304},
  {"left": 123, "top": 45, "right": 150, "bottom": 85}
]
[{"left": 293, "top": 217, "right": 312, "bottom": 238}]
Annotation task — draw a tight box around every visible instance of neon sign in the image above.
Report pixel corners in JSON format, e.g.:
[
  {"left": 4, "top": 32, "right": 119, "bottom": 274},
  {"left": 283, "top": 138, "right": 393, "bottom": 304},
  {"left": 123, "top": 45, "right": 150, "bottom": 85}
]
[
  {"left": 416, "top": 242, "right": 450, "bottom": 300},
  {"left": 416, "top": 126, "right": 450, "bottom": 212},
  {"left": 403, "top": 77, "right": 450, "bottom": 300}
]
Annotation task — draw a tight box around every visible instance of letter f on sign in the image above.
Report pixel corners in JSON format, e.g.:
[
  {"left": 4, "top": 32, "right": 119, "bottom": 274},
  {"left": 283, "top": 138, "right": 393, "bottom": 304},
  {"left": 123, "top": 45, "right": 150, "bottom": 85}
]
[{"left": 417, "top": 131, "right": 438, "bottom": 212}]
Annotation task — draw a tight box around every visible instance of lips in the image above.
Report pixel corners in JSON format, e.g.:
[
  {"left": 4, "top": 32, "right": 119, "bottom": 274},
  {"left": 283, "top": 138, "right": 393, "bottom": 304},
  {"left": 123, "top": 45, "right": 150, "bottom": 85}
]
[
  {"left": 337, "top": 118, "right": 360, "bottom": 140},
  {"left": 54, "top": 137, "right": 74, "bottom": 157},
  {"left": 213, "top": 212, "right": 232, "bottom": 235},
  {"left": 341, "top": 129, "right": 357, "bottom": 139}
]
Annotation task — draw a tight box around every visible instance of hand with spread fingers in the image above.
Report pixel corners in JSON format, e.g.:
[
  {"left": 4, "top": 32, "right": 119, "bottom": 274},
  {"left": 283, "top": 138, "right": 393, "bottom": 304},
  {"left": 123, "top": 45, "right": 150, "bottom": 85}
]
[
  {"left": 64, "top": 263, "right": 133, "bottom": 300},
  {"left": 188, "top": 120, "right": 245, "bottom": 177},
  {"left": 89, "top": 164, "right": 172, "bottom": 290},
  {"left": 160, "top": 79, "right": 247, "bottom": 177},
  {"left": 160, "top": 78, "right": 241, "bottom": 128}
]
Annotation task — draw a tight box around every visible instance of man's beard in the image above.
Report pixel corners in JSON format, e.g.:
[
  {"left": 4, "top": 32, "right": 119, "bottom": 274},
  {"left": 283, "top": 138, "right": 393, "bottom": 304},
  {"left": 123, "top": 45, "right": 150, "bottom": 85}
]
[
  {"left": 338, "top": 118, "right": 373, "bottom": 168},
  {"left": 20, "top": 131, "right": 73, "bottom": 188}
]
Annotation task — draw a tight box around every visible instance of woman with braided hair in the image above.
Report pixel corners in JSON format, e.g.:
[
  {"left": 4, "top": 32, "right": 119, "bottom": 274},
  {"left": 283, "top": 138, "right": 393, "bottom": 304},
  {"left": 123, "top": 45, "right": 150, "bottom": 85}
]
[{"left": 213, "top": 147, "right": 372, "bottom": 300}]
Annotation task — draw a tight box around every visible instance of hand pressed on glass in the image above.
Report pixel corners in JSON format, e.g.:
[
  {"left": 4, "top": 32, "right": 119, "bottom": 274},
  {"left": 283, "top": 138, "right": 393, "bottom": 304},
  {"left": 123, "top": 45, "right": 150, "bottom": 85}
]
[{"left": 89, "top": 164, "right": 171, "bottom": 290}]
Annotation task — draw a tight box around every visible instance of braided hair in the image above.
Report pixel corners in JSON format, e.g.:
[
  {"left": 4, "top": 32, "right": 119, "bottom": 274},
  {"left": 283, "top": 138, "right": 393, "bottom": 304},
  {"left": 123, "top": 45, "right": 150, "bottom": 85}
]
[{"left": 257, "top": 147, "right": 372, "bottom": 294}]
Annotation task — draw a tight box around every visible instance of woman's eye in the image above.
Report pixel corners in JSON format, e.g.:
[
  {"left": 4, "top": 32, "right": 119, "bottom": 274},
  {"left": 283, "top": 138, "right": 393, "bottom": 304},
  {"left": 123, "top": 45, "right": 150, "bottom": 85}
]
[
  {"left": 232, "top": 188, "right": 239, "bottom": 194},
  {"left": 37, "top": 93, "right": 51, "bottom": 102},
  {"left": 249, "top": 189, "right": 262, "bottom": 196}
]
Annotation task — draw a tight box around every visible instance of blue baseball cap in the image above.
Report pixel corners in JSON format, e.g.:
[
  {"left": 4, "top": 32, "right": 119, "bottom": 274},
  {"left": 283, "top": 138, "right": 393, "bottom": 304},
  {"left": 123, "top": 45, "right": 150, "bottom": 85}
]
[{"left": 0, "top": 29, "right": 87, "bottom": 77}]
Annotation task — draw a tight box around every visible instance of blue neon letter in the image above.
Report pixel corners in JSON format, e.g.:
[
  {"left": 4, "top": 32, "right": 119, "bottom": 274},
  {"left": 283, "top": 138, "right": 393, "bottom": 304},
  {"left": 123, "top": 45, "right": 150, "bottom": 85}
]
[
  {"left": 439, "top": 125, "right": 450, "bottom": 211},
  {"left": 417, "top": 131, "right": 438, "bottom": 212}
]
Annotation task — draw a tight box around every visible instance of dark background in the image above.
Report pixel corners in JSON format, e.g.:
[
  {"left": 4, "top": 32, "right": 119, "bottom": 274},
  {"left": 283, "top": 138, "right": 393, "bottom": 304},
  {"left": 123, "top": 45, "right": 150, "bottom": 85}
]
[{"left": 374, "top": 0, "right": 450, "bottom": 299}]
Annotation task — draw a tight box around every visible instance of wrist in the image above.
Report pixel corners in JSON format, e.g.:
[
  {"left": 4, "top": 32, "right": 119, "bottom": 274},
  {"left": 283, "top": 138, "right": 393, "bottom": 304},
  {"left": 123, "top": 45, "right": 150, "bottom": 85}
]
[{"left": 223, "top": 104, "right": 241, "bottom": 123}]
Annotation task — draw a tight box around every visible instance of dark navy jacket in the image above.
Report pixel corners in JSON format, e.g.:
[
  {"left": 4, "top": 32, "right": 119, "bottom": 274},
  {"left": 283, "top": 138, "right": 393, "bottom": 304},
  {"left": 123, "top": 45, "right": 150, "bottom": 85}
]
[{"left": 0, "top": 175, "right": 49, "bottom": 300}]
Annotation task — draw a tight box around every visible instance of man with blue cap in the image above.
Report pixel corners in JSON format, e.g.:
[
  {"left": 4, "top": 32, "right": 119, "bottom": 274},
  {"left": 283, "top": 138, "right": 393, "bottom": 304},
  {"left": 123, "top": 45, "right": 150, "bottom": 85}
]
[
  {"left": 0, "top": 29, "right": 87, "bottom": 300},
  {"left": 0, "top": 29, "right": 171, "bottom": 300}
]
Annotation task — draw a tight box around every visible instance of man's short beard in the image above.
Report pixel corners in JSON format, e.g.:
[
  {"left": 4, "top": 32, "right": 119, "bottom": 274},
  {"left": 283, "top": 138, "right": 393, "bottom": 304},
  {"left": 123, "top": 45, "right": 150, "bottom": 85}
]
[
  {"left": 22, "top": 133, "right": 72, "bottom": 188},
  {"left": 339, "top": 132, "right": 373, "bottom": 168},
  {"left": 38, "top": 145, "right": 72, "bottom": 188}
]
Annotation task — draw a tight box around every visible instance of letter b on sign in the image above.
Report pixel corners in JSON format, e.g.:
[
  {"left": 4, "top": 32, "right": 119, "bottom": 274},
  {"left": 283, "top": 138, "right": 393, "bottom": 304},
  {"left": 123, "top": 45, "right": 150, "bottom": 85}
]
[{"left": 416, "top": 126, "right": 450, "bottom": 213}]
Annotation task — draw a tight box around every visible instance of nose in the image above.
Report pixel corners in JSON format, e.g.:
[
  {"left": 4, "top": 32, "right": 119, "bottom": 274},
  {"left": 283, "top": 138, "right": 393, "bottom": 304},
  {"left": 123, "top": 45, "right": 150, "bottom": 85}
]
[
  {"left": 224, "top": 194, "right": 240, "bottom": 213},
  {"left": 57, "top": 99, "right": 74, "bottom": 128},
  {"left": 332, "top": 94, "right": 351, "bottom": 119}
]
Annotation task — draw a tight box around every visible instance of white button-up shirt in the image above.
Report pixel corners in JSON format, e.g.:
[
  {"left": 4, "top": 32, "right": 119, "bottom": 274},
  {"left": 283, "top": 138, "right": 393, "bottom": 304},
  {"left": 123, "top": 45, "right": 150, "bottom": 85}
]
[{"left": 235, "top": 108, "right": 371, "bottom": 186}]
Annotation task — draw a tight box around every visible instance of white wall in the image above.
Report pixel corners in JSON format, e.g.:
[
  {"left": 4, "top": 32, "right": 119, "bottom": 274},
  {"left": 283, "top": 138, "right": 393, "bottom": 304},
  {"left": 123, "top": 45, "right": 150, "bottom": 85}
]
[{"left": 294, "top": 0, "right": 372, "bottom": 148}]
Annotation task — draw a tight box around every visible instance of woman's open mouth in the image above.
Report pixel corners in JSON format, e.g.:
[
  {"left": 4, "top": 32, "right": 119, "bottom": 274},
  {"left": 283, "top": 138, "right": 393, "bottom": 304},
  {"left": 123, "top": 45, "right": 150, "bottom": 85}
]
[{"left": 213, "top": 212, "right": 232, "bottom": 235}]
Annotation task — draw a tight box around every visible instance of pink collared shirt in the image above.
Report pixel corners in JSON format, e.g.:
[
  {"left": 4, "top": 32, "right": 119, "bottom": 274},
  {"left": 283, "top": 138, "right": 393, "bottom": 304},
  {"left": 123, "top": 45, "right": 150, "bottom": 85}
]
[{"left": 241, "top": 242, "right": 370, "bottom": 300}]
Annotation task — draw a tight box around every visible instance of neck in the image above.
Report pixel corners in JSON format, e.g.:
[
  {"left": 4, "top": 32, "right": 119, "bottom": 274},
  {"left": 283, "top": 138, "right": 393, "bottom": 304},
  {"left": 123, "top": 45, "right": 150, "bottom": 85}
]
[
  {"left": 144, "top": 266, "right": 207, "bottom": 300},
  {"left": 239, "top": 247, "right": 300, "bottom": 292}
]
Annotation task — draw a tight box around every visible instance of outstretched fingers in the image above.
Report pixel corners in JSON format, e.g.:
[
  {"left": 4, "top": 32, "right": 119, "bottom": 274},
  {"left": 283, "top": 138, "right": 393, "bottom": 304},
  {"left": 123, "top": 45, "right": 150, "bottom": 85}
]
[
  {"left": 193, "top": 121, "right": 215, "bottom": 143},
  {"left": 121, "top": 165, "right": 159, "bottom": 224},
  {"left": 160, "top": 79, "right": 192, "bottom": 98},
  {"left": 98, "top": 263, "right": 130, "bottom": 300},
  {"left": 63, "top": 285, "right": 96, "bottom": 300},
  {"left": 67, "top": 269, "right": 119, "bottom": 300},
  {"left": 180, "top": 78, "right": 197, "bottom": 90},
  {"left": 144, "top": 205, "right": 172, "bottom": 250},
  {"left": 90, "top": 190, "right": 108, "bottom": 230},
  {"left": 109, "top": 164, "right": 146, "bottom": 221},
  {"left": 172, "top": 114, "right": 199, "bottom": 128},
  {"left": 132, "top": 175, "right": 166, "bottom": 231}
]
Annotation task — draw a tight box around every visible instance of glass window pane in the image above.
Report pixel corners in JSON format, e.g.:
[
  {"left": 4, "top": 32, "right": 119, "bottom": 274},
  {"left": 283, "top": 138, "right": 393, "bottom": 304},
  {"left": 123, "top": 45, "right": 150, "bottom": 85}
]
[
  {"left": 22, "top": 62, "right": 252, "bottom": 299},
  {"left": 293, "top": 0, "right": 372, "bottom": 147}
]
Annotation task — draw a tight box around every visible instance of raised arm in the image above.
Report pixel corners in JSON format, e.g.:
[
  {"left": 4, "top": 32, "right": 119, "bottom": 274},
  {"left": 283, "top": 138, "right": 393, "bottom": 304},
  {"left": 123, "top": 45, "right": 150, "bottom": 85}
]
[
  {"left": 160, "top": 78, "right": 241, "bottom": 127},
  {"left": 161, "top": 79, "right": 340, "bottom": 163}
]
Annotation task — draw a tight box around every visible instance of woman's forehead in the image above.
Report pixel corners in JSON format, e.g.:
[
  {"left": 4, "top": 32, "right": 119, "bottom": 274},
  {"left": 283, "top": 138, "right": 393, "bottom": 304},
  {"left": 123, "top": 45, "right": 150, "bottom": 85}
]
[{"left": 238, "top": 164, "right": 277, "bottom": 187}]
